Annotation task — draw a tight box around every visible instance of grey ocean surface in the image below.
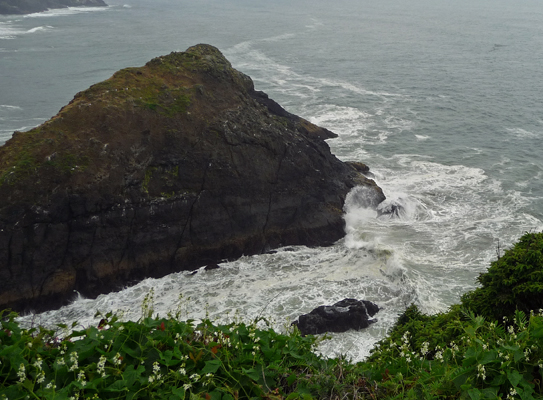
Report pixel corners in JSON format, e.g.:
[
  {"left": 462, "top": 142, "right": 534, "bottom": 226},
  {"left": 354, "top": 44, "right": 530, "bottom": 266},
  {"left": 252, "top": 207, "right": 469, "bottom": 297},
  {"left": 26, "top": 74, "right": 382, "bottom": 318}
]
[{"left": 2, "top": 0, "right": 543, "bottom": 360}]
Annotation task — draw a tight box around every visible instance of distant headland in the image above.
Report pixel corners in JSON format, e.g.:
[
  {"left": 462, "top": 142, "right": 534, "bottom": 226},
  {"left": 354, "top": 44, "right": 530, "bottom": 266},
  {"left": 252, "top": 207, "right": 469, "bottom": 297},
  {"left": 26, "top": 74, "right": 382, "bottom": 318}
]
[{"left": 0, "top": 0, "right": 107, "bottom": 15}]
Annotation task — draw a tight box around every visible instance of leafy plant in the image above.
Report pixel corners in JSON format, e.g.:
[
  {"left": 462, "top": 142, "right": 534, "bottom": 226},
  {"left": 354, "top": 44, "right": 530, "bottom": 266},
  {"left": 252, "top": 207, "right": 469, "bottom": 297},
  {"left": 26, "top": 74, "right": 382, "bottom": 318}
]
[{"left": 462, "top": 232, "right": 543, "bottom": 321}]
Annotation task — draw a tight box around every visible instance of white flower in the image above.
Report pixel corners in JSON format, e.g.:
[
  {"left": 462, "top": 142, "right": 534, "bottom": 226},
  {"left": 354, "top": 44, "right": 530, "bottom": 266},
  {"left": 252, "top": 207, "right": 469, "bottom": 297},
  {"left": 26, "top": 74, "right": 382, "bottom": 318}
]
[
  {"left": 33, "top": 356, "right": 43, "bottom": 371},
  {"left": 77, "top": 370, "right": 86, "bottom": 386},
  {"left": 148, "top": 375, "right": 155, "bottom": 384},
  {"left": 420, "top": 341, "right": 429, "bottom": 356},
  {"left": 69, "top": 352, "right": 79, "bottom": 371},
  {"left": 37, "top": 371, "right": 46, "bottom": 384},
  {"left": 17, "top": 363, "right": 26, "bottom": 383},
  {"left": 97, "top": 355, "right": 107, "bottom": 377},
  {"left": 179, "top": 368, "right": 186, "bottom": 375},
  {"left": 190, "top": 373, "right": 200, "bottom": 382},
  {"left": 46, "top": 382, "right": 56, "bottom": 390},
  {"left": 113, "top": 352, "right": 122, "bottom": 366},
  {"left": 152, "top": 361, "right": 160, "bottom": 374},
  {"left": 477, "top": 364, "right": 486, "bottom": 380},
  {"left": 183, "top": 383, "right": 192, "bottom": 390}
]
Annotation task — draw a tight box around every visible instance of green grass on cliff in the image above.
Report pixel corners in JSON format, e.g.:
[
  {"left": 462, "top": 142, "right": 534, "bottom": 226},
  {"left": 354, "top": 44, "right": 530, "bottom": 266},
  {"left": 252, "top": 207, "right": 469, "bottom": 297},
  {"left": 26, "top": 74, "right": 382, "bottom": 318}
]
[{"left": 2, "top": 232, "right": 543, "bottom": 399}]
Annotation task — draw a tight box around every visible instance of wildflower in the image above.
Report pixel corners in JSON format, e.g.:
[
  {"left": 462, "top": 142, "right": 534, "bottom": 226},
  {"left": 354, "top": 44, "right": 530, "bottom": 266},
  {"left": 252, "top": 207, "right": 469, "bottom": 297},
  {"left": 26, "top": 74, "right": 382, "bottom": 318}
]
[
  {"left": 402, "top": 331, "right": 410, "bottom": 344},
  {"left": 97, "top": 355, "right": 107, "bottom": 377},
  {"left": 17, "top": 363, "right": 26, "bottom": 383},
  {"left": 77, "top": 370, "right": 86, "bottom": 386},
  {"left": 205, "top": 373, "right": 213, "bottom": 378},
  {"left": 33, "top": 356, "right": 43, "bottom": 371},
  {"left": 113, "top": 352, "right": 122, "bottom": 366},
  {"left": 507, "top": 387, "right": 517, "bottom": 400},
  {"left": 69, "top": 352, "right": 79, "bottom": 371},
  {"left": 37, "top": 371, "right": 46, "bottom": 384},
  {"left": 179, "top": 368, "right": 186, "bottom": 375},
  {"left": 148, "top": 375, "right": 155, "bottom": 384},
  {"left": 420, "top": 341, "right": 429, "bottom": 356},
  {"left": 450, "top": 341, "right": 459, "bottom": 353},
  {"left": 152, "top": 361, "right": 160, "bottom": 374},
  {"left": 524, "top": 348, "right": 531, "bottom": 359},
  {"left": 27, "top": 342, "right": 32, "bottom": 348},
  {"left": 57, "top": 358, "right": 66, "bottom": 366},
  {"left": 434, "top": 350, "right": 444, "bottom": 361},
  {"left": 477, "top": 364, "right": 486, "bottom": 380},
  {"left": 183, "top": 383, "right": 192, "bottom": 390},
  {"left": 46, "top": 382, "right": 57, "bottom": 390},
  {"left": 482, "top": 343, "right": 488, "bottom": 350},
  {"left": 190, "top": 373, "right": 200, "bottom": 382}
]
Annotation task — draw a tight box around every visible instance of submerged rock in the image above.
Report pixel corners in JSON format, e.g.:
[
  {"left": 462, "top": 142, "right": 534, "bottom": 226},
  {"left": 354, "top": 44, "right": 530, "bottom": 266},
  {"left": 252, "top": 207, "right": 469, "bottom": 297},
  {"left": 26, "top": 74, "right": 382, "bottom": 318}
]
[
  {"left": 0, "top": 0, "right": 107, "bottom": 15},
  {"left": 0, "top": 44, "right": 385, "bottom": 312},
  {"left": 292, "top": 298, "right": 379, "bottom": 336}
]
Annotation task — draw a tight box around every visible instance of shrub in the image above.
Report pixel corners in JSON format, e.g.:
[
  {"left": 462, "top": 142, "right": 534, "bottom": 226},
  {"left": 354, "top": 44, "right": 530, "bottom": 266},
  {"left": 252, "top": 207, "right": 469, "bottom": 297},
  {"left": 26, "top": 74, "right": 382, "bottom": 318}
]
[{"left": 462, "top": 232, "right": 543, "bottom": 321}]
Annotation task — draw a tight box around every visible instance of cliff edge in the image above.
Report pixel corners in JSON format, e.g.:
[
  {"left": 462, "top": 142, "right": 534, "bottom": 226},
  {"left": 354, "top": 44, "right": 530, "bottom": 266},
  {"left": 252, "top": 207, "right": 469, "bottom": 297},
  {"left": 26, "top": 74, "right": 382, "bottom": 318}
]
[
  {"left": 0, "top": 0, "right": 107, "bottom": 15},
  {"left": 0, "top": 44, "right": 385, "bottom": 312}
]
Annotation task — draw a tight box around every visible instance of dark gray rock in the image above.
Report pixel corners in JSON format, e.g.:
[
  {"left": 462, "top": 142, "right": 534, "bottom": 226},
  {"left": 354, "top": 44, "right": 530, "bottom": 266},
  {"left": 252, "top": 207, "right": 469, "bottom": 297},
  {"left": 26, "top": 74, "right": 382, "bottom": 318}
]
[
  {"left": 293, "top": 298, "right": 379, "bottom": 336},
  {"left": 0, "top": 45, "right": 385, "bottom": 313}
]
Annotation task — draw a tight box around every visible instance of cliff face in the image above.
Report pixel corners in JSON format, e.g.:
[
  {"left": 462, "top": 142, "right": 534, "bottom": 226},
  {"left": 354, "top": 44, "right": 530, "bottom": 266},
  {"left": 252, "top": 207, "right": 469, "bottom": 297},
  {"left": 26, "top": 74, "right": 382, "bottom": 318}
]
[
  {"left": 0, "top": 44, "right": 385, "bottom": 312},
  {"left": 0, "top": 0, "right": 106, "bottom": 15}
]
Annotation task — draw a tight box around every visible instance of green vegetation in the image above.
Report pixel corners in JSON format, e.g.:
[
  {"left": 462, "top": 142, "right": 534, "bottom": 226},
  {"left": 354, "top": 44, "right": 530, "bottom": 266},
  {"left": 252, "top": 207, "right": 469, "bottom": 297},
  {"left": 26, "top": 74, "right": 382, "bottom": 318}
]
[
  {"left": 462, "top": 233, "right": 543, "bottom": 322},
  {"left": 141, "top": 165, "right": 181, "bottom": 197},
  {"left": 2, "top": 232, "right": 543, "bottom": 399}
]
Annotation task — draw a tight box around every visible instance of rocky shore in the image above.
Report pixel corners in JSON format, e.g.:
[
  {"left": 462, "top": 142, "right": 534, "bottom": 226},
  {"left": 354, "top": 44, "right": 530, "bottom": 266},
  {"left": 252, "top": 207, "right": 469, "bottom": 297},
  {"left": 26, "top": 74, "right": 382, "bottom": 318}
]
[
  {"left": 0, "top": 0, "right": 107, "bottom": 15},
  {"left": 0, "top": 44, "right": 385, "bottom": 313}
]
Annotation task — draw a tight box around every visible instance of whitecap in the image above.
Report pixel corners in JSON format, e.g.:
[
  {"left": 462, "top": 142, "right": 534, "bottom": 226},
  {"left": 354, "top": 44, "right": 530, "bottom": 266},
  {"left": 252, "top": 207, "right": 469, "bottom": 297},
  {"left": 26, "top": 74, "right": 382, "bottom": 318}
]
[
  {"left": 24, "top": 6, "right": 109, "bottom": 18},
  {"left": 506, "top": 127, "right": 540, "bottom": 139},
  {"left": 0, "top": 21, "right": 21, "bottom": 39},
  {"left": 262, "top": 33, "right": 296, "bottom": 42},
  {"left": 26, "top": 26, "right": 52, "bottom": 33},
  {"left": 415, "top": 134, "right": 429, "bottom": 140},
  {"left": 0, "top": 104, "right": 22, "bottom": 110}
]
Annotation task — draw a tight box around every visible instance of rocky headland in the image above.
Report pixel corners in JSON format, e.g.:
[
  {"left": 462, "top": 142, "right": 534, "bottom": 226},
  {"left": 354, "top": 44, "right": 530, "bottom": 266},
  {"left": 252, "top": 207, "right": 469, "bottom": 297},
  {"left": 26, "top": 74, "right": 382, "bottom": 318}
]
[
  {"left": 0, "top": 0, "right": 106, "bottom": 15},
  {"left": 0, "top": 44, "right": 385, "bottom": 313}
]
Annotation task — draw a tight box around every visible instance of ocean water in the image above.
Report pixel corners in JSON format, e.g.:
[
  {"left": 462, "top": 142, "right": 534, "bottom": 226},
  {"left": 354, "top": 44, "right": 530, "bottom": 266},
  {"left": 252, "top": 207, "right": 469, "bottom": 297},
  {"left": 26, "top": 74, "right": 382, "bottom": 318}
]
[{"left": 2, "top": 0, "right": 543, "bottom": 361}]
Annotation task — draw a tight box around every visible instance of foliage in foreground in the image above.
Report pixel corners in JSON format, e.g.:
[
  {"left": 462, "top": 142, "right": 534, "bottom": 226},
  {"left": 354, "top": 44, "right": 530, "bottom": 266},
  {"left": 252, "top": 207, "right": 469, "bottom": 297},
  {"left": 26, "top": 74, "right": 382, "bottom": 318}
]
[
  {"left": 3, "top": 232, "right": 543, "bottom": 399},
  {"left": 0, "top": 308, "right": 374, "bottom": 400}
]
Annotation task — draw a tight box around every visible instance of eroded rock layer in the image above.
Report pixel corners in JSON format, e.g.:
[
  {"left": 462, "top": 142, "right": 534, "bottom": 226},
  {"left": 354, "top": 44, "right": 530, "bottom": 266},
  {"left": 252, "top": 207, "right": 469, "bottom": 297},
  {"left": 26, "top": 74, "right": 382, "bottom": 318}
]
[{"left": 0, "top": 44, "right": 385, "bottom": 312}]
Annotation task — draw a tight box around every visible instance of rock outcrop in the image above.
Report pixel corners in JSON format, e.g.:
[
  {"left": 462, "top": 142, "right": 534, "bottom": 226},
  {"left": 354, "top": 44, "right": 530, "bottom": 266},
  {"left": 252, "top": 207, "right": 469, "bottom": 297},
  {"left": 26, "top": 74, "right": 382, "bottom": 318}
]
[
  {"left": 0, "top": 0, "right": 106, "bottom": 15},
  {"left": 292, "top": 298, "right": 379, "bottom": 336},
  {"left": 0, "top": 44, "right": 385, "bottom": 312}
]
